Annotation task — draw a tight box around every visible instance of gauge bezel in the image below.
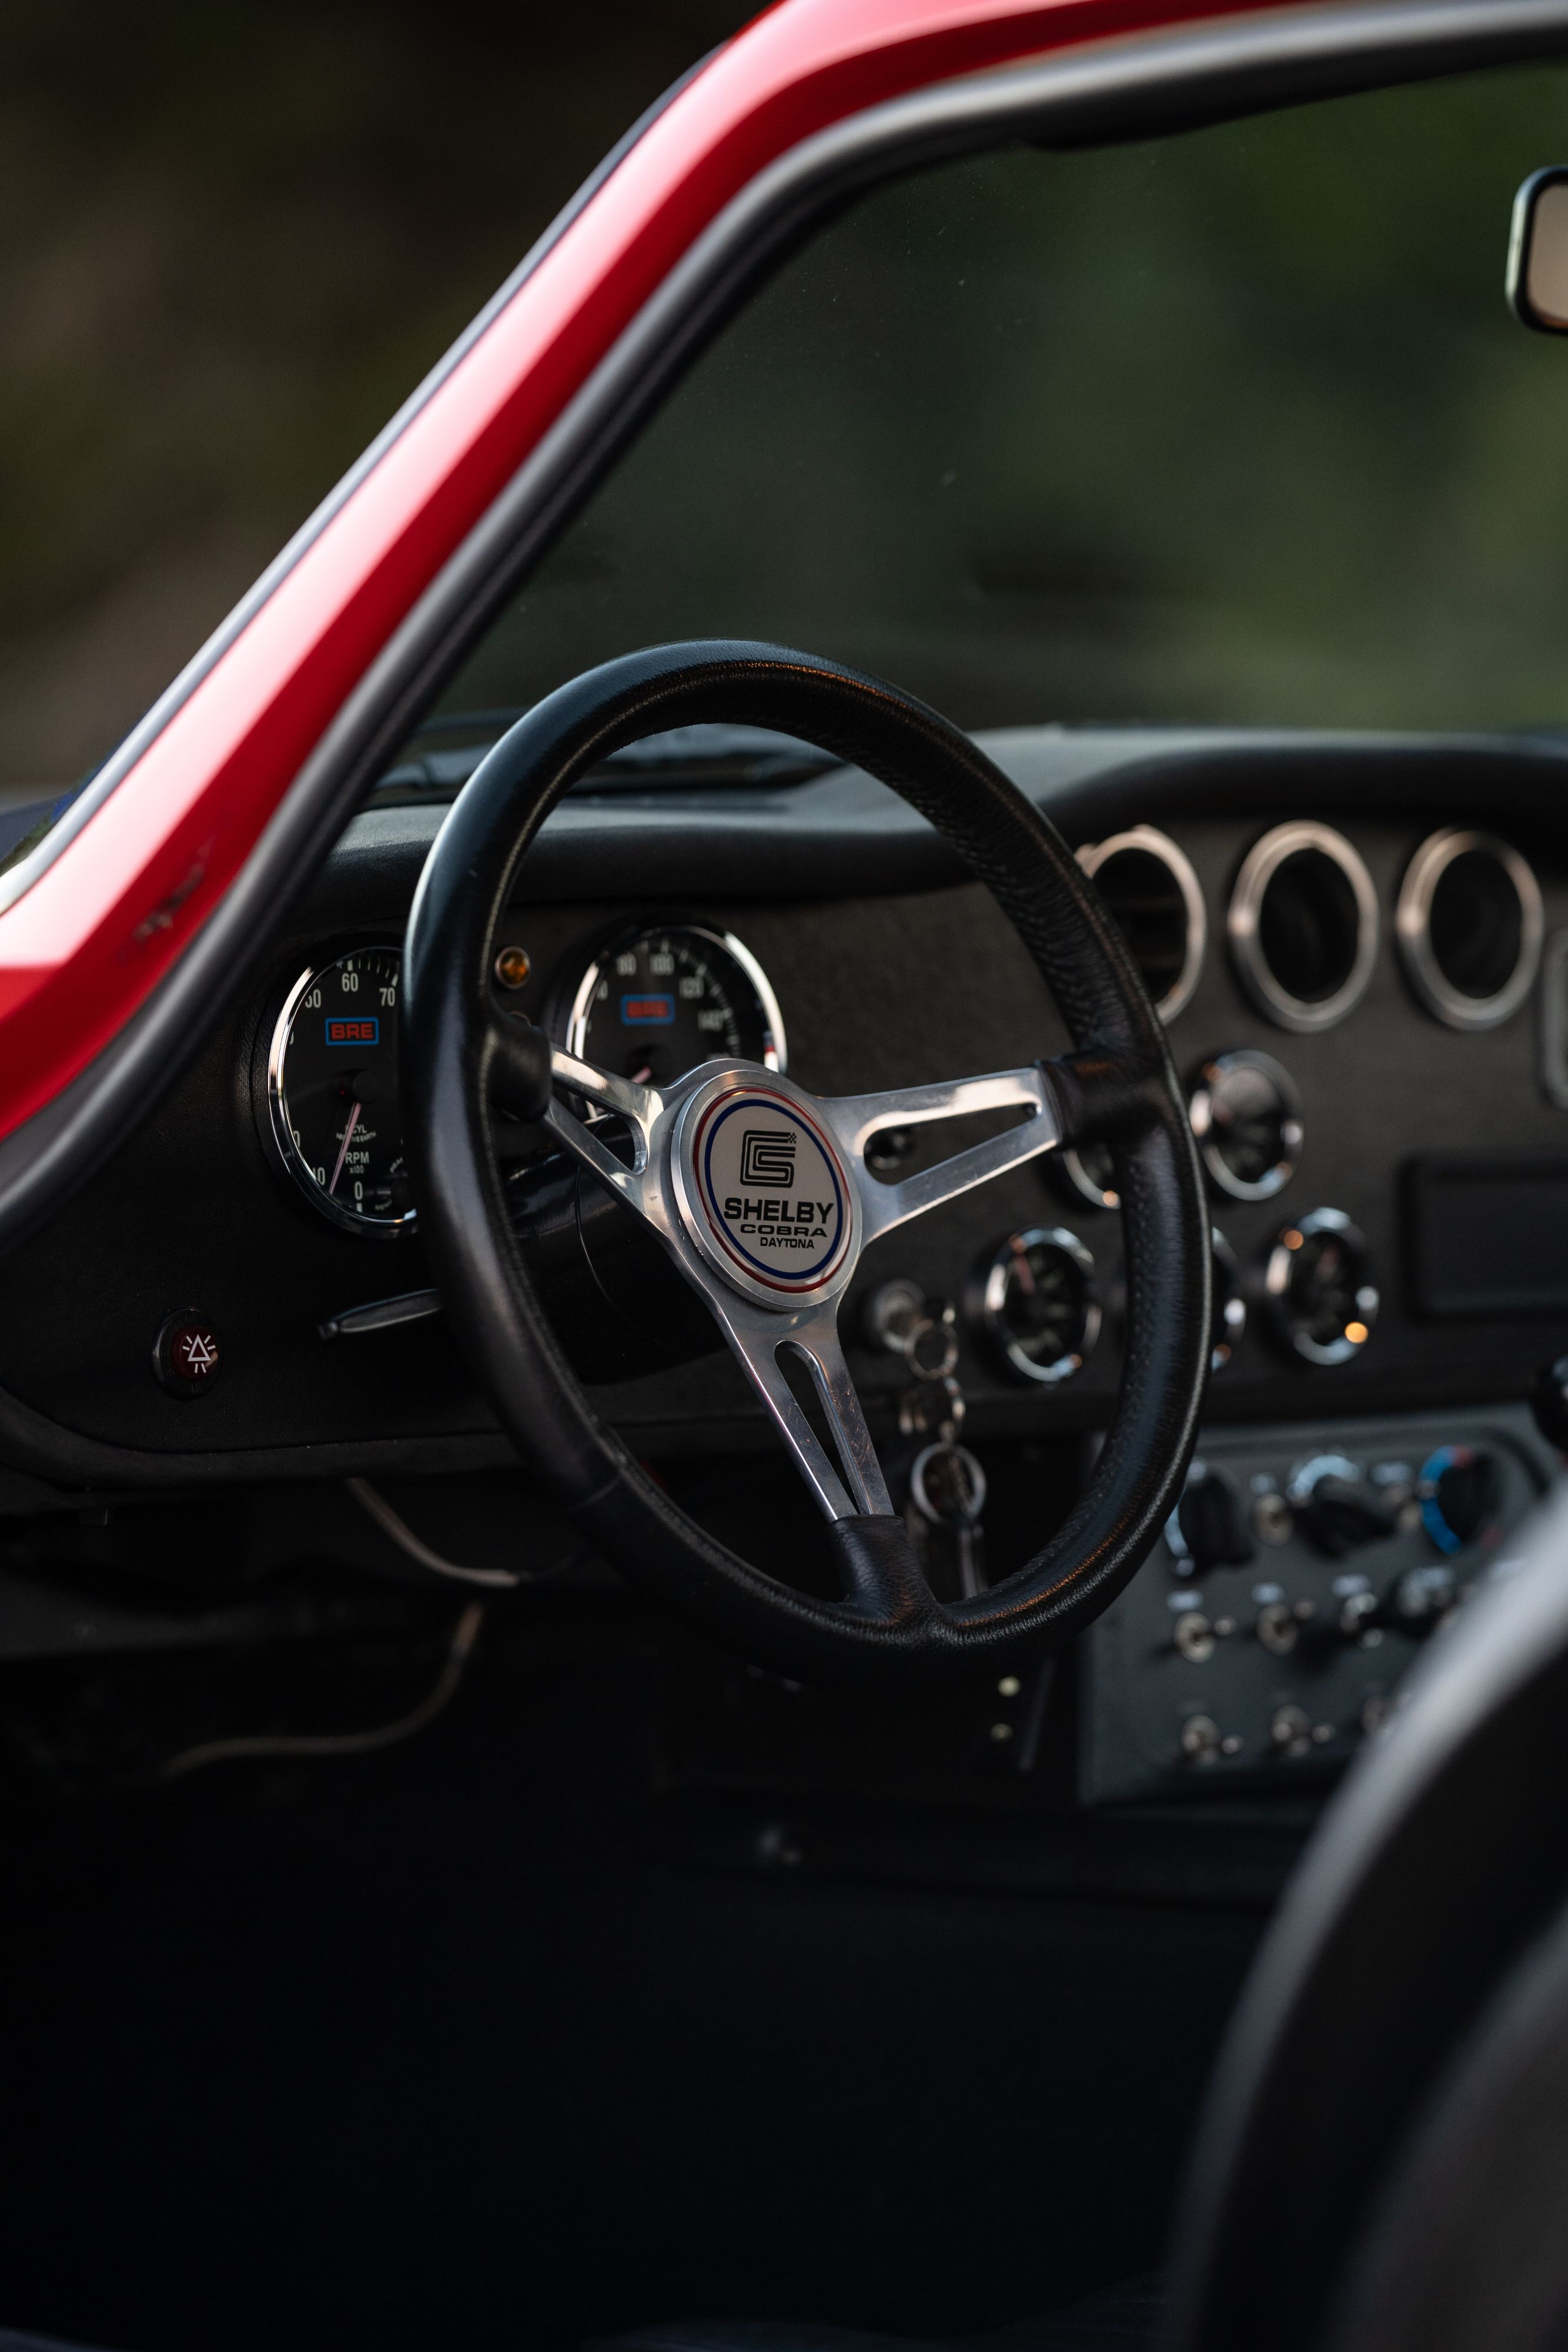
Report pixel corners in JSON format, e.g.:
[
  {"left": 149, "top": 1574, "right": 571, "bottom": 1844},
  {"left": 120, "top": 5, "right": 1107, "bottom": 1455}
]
[
  {"left": 1076, "top": 824, "right": 1207, "bottom": 1025},
  {"left": 1059, "top": 1143, "right": 1119, "bottom": 1211},
  {"left": 1209, "top": 1226, "right": 1246, "bottom": 1373},
  {"left": 1264, "top": 1205, "right": 1378, "bottom": 1367},
  {"left": 979, "top": 1224, "right": 1100, "bottom": 1386},
  {"left": 1395, "top": 827, "right": 1544, "bottom": 1032},
  {"left": 560, "top": 918, "right": 786, "bottom": 1074},
  {"left": 265, "top": 943, "right": 416, "bottom": 1240},
  {"left": 1189, "top": 1048, "right": 1303, "bottom": 1203},
  {"left": 1228, "top": 821, "right": 1379, "bottom": 1034}
]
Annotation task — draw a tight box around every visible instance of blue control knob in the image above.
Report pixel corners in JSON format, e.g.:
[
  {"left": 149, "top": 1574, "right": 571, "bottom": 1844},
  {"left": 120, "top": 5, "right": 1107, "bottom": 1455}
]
[{"left": 1417, "top": 1445, "right": 1501, "bottom": 1556}]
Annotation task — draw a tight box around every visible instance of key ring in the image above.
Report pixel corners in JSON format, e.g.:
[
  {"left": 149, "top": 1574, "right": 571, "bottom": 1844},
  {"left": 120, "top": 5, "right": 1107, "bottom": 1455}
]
[
  {"left": 909, "top": 1439, "right": 988, "bottom": 1528},
  {"left": 902, "top": 1314, "right": 959, "bottom": 1382},
  {"left": 898, "top": 1375, "right": 965, "bottom": 1441}
]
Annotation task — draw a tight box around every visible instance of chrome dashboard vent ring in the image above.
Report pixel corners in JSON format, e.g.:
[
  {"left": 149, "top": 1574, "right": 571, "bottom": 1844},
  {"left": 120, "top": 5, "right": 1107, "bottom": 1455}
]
[
  {"left": 1228, "top": 821, "right": 1378, "bottom": 1034},
  {"left": 1396, "top": 828, "right": 1543, "bottom": 1031},
  {"left": 1077, "top": 824, "right": 1206, "bottom": 1025}
]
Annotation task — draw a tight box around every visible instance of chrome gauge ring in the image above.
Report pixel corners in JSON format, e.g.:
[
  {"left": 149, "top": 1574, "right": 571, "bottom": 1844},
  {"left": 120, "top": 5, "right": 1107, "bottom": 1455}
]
[
  {"left": 1060, "top": 1140, "right": 1120, "bottom": 1210},
  {"left": 1265, "top": 1206, "right": 1379, "bottom": 1367},
  {"left": 1189, "top": 1049, "right": 1302, "bottom": 1203},
  {"left": 975, "top": 1225, "right": 1101, "bottom": 1385},
  {"left": 264, "top": 943, "right": 416, "bottom": 1238},
  {"left": 561, "top": 920, "right": 784, "bottom": 1083}
]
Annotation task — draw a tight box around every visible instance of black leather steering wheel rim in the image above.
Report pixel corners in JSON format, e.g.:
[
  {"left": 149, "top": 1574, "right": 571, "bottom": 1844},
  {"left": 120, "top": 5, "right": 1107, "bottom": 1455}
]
[{"left": 403, "top": 642, "right": 1209, "bottom": 1682}]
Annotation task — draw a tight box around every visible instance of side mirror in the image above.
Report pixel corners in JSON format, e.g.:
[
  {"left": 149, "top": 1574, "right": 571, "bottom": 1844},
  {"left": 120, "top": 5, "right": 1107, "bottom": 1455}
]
[{"left": 1508, "top": 168, "right": 1568, "bottom": 332}]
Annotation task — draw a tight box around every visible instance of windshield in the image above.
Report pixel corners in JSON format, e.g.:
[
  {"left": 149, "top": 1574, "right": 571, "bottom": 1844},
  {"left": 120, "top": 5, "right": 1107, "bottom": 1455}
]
[
  {"left": 433, "top": 60, "right": 1568, "bottom": 746},
  {"left": 12, "top": 55, "right": 1568, "bottom": 880}
]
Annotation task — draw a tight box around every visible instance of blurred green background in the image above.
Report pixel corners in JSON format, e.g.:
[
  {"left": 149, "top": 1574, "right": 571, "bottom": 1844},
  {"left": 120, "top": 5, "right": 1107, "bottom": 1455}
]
[
  {"left": 0, "top": 0, "right": 751, "bottom": 790},
  {"left": 452, "top": 59, "right": 1568, "bottom": 737}
]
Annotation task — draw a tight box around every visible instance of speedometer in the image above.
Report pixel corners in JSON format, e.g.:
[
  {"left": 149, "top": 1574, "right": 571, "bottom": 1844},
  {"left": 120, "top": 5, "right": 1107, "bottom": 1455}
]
[
  {"left": 265, "top": 944, "right": 415, "bottom": 1237},
  {"left": 562, "top": 923, "right": 785, "bottom": 1084}
]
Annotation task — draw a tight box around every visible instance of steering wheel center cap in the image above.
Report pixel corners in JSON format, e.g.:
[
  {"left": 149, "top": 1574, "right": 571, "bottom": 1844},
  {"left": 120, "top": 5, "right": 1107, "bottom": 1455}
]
[{"left": 675, "top": 1074, "right": 855, "bottom": 1307}]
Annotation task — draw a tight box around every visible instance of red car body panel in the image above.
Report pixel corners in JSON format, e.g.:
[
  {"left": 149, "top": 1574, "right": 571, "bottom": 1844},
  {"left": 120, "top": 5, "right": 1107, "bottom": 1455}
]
[{"left": 0, "top": 0, "right": 1273, "bottom": 1144}]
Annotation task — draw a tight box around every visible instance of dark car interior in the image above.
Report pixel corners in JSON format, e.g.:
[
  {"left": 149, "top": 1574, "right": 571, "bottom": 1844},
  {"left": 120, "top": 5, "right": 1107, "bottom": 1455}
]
[{"left": 9, "top": 37, "right": 1568, "bottom": 2352}]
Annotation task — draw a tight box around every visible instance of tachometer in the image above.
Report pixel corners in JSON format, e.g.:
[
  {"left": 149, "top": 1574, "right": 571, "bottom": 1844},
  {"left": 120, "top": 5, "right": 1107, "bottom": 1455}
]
[
  {"left": 265, "top": 945, "right": 414, "bottom": 1236},
  {"left": 561, "top": 922, "right": 785, "bottom": 1084}
]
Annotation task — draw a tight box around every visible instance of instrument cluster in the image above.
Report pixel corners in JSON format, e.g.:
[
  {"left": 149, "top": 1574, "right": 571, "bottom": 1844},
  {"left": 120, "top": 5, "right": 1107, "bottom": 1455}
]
[
  {"left": 252, "top": 803, "right": 1542, "bottom": 1403},
  {"left": 255, "top": 919, "right": 785, "bottom": 1241}
]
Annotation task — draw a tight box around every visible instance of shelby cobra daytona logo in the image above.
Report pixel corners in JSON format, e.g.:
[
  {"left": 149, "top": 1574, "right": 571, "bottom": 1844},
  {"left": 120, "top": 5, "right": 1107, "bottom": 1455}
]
[{"left": 693, "top": 1093, "right": 849, "bottom": 1287}]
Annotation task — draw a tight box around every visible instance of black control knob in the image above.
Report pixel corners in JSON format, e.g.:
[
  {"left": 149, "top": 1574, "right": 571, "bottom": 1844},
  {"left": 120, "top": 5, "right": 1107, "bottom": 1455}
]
[
  {"left": 1177, "top": 1472, "right": 1254, "bottom": 1573},
  {"left": 1303, "top": 1477, "right": 1396, "bottom": 1559},
  {"left": 1289, "top": 1454, "right": 1396, "bottom": 1560}
]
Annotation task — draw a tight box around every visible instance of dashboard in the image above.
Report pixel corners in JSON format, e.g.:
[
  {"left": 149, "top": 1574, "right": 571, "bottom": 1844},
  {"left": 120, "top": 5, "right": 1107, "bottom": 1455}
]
[
  {"left": 2, "top": 721, "right": 1566, "bottom": 1796},
  {"left": 6, "top": 723, "right": 1567, "bottom": 1466}
]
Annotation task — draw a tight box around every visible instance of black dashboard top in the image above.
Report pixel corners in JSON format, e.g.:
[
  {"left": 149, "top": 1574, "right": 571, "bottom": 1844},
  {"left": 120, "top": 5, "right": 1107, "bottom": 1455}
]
[{"left": 332, "top": 723, "right": 1568, "bottom": 908}]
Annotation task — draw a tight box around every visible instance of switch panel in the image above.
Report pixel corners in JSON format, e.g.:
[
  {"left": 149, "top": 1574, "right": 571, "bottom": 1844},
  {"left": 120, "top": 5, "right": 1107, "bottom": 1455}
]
[{"left": 1080, "top": 1404, "right": 1557, "bottom": 1803}]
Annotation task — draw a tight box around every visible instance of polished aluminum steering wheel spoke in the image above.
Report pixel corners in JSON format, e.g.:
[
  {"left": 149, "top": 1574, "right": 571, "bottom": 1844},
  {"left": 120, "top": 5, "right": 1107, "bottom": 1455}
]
[
  {"left": 819, "top": 1066, "right": 1060, "bottom": 1245},
  {"left": 540, "top": 1045, "right": 664, "bottom": 1201},
  {"left": 537, "top": 1045, "right": 893, "bottom": 1525},
  {"left": 701, "top": 1293, "right": 894, "bottom": 1521},
  {"left": 530, "top": 1045, "right": 1056, "bottom": 1545}
]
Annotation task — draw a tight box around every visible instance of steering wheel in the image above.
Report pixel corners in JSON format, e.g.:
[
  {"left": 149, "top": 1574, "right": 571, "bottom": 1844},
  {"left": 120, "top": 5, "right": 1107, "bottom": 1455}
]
[{"left": 403, "top": 643, "right": 1209, "bottom": 1681}]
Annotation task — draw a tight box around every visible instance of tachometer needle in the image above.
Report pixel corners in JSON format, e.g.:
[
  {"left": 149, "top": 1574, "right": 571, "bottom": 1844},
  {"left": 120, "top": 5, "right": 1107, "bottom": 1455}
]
[{"left": 329, "top": 1100, "right": 362, "bottom": 1195}]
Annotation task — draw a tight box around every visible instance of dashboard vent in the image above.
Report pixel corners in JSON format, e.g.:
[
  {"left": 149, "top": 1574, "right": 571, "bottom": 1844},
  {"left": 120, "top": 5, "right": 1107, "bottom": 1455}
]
[
  {"left": 1396, "top": 829, "right": 1543, "bottom": 1031},
  {"left": 1078, "top": 826, "right": 1206, "bottom": 1024},
  {"left": 1229, "top": 821, "right": 1378, "bottom": 1034}
]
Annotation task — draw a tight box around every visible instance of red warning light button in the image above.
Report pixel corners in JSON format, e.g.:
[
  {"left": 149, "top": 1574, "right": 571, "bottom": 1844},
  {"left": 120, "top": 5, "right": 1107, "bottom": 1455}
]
[{"left": 154, "top": 1310, "right": 222, "bottom": 1398}]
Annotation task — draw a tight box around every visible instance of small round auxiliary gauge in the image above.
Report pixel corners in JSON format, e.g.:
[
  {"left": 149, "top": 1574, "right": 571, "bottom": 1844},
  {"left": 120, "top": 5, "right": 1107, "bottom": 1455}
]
[
  {"left": 973, "top": 1227, "right": 1100, "bottom": 1385},
  {"left": 1189, "top": 1050, "right": 1302, "bottom": 1202},
  {"left": 1264, "top": 1207, "right": 1378, "bottom": 1367}
]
